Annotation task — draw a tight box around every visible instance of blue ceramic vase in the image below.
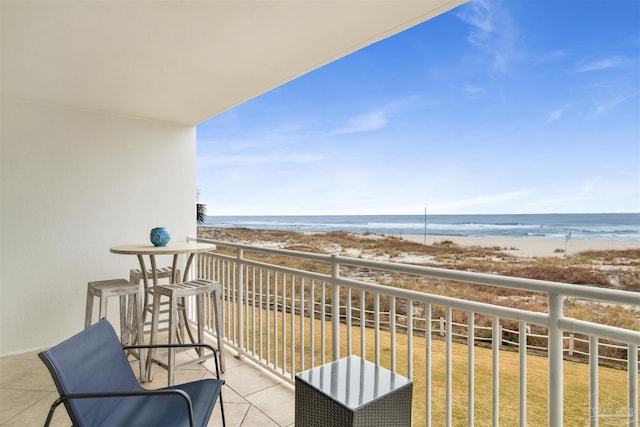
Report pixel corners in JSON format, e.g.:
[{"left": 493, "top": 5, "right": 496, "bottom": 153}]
[{"left": 150, "top": 227, "right": 171, "bottom": 247}]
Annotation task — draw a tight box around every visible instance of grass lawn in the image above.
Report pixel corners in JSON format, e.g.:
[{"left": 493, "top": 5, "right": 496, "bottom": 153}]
[{"left": 230, "top": 304, "right": 635, "bottom": 426}]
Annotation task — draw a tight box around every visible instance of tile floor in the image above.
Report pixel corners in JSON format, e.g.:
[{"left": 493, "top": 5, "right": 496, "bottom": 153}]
[{"left": 0, "top": 342, "right": 295, "bottom": 427}]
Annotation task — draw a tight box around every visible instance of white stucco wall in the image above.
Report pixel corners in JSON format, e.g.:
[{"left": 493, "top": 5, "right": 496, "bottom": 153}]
[{"left": 0, "top": 99, "right": 197, "bottom": 355}]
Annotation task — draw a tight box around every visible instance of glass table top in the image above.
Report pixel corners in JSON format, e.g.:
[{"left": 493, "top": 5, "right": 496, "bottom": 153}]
[{"left": 295, "top": 356, "right": 412, "bottom": 410}]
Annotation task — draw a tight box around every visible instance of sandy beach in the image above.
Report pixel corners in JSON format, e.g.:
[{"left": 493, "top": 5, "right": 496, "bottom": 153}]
[{"left": 399, "top": 234, "right": 639, "bottom": 258}]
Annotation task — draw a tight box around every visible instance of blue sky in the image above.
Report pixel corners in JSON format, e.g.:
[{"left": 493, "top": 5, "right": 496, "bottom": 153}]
[{"left": 197, "top": 0, "right": 640, "bottom": 216}]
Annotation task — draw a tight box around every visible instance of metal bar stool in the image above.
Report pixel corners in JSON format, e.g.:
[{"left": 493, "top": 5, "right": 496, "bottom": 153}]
[
  {"left": 148, "top": 278, "right": 225, "bottom": 385},
  {"left": 129, "top": 267, "right": 180, "bottom": 332},
  {"left": 84, "top": 278, "right": 145, "bottom": 380}
]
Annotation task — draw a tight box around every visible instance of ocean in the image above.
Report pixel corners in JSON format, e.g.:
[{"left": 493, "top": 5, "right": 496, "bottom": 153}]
[{"left": 202, "top": 213, "right": 640, "bottom": 242}]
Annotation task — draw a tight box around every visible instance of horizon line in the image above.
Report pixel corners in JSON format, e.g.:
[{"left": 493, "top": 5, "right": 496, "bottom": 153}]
[{"left": 203, "top": 212, "right": 640, "bottom": 217}]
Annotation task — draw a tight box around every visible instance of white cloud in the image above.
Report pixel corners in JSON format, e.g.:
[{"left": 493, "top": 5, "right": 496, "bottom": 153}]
[
  {"left": 544, "top": 104, "right": 574, "bottom": 124},
  {"left": 330, "top": 111, "right": 389, "bottom": 135},
  {"left": 456, "top": 0, "right": 518, "bottom": 71},
  {"left": 592, "top": 93, "right": 637, "bottom": 116},
  {"left": 546, "top": 91, "right": 636, "bottom": 122},
  {"left": 576, "top": 56, "right": 627, "bottom": 73},
  {"left": 545, "top": 109, "right": 563, "bottom": 123},
  {"left": 578, "top": 180, "right": 597, "bottom": 195},
  {"left": 329, "top": 96, "right": 422, "bottom": 136},
  {"left": 463, "top": 84, "right": 486, "bottom": 99}
]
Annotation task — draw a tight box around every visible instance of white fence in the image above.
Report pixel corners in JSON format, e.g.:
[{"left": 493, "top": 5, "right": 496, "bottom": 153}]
[{"left": 188, "top": 236, "right": 640, "bottom": 427}]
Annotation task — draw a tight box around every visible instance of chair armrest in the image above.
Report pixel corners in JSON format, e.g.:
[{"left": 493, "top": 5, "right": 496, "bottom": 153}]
[
  {"left": 124, "top": 343, "right": 221, "bottom": 378},
  {"left": 125, "top": 342, "right": 216, "bottom": 353},
  {"left": 45, "top": 389, "right": 194, "bottom": 427}
]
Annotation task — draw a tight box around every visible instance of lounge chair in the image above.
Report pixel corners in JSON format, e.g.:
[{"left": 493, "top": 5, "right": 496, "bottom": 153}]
[{"left": 38, "top": 318, "right": 225, "bottom": 426}]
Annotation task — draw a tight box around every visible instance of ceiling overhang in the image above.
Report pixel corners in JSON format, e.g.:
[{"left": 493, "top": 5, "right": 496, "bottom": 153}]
[{"left": 1, "top": 1, "right": 466, "bottom": 125}]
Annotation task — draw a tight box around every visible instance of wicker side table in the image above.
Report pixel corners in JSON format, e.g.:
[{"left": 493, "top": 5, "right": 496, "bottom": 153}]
[{"left": 295, "top": 356, "right": 412, "bottom": 427}]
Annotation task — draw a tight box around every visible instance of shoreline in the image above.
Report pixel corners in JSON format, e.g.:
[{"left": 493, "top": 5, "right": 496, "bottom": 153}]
[
  {"left": 398, "top": 234, "right": 640, "bottom": 258},
  {"left": 199, "top": 226, "right": 639, "bottom": 258}
]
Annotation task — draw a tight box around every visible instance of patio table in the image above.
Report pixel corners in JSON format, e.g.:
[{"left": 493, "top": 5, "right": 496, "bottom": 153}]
[
  {"left": 110, "top": 241, "right": 216, "bottom": 286},
  {"left": 110, "top": 241, "right": 221, "bottom": 377},
  {"left": 295, "top": 356, "right": 412, "bottom": 427}
]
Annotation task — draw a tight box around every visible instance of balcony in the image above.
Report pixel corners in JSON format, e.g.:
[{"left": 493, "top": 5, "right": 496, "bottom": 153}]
[{"left": 2, "top": 236, "right": 638, "bottom": 426}]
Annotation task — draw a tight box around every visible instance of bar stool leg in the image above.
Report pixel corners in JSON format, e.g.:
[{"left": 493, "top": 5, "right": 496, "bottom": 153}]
[
  {"left": 98, "top": 294, "right": 108, "bottom": 320},
  {"left": 148, "top": 291, "right": 162, "bottom": 382},
  {"left": 131, "top": 292, "right": 146, "bottom": 382},
  {"left": 167, "top": 293, "right": 179, "bottom": 386},
  {"left": 176, "top": 296, "right": 186, "bottom": 344},
  {"left": 212, "top": 288, "right": 226, "bottom": 371},
  {"left": 127, "top": 294, "right": 137, "bottom": 345},
  {"left": 196, "top": 294, "right": 204, "bottom": 358},
  {"left": 84, "top": 289, "right": 94, "bottom": 329},
  {"left": 135, "top": 285, "right": 144, "bottom": 346},
  {"left": 119, "top": 295, "right": 128, "bottom": 345}
]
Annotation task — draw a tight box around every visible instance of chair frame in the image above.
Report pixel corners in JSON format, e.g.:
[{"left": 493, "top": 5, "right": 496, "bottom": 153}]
[{"left": 40, "top": 321, "right": 225, "bottom": 427}]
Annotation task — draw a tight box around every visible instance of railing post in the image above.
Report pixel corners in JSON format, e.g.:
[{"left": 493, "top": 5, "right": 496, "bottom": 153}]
[
  {"left": 589, "top": 336, "right": 598, "bottom": 427},
  {"left": 331, "top": 255, "right": 340, "bottom": 361},
  {"left": 629, "top": 344, "right": 638, "bottom": 427},
  {"left": 519, "top": 321, "right": 527, "bottom": 427},
  {"left": 236, "top": 248, "right": 244, "bottom": 357},
  {"left": 468, "top": 312, "right": 475, "bottom": 426},
  {"left": 548, "top": 293, "right": 564, "bottom": 427},
  {"left": 492, "top": 316, "right": 500, "bottom": 426},
  {"left": 446, "top": 307, "right": 453, "bottom": 427}
]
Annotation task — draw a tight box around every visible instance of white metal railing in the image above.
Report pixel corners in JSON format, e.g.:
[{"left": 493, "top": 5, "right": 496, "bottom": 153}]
[{"left": 187, "top": 236, "right": 640, "bottom": 427}]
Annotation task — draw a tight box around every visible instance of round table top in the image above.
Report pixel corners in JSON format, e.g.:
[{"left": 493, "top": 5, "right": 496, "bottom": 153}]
[{"left": 110, "top": 242, "right": 216, "bottom": 255}]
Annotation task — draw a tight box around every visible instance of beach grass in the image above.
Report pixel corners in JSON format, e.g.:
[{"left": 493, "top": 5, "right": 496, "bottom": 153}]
[{"left": 201, "top": 227, "right": 640, "bottom": 330}]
